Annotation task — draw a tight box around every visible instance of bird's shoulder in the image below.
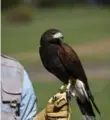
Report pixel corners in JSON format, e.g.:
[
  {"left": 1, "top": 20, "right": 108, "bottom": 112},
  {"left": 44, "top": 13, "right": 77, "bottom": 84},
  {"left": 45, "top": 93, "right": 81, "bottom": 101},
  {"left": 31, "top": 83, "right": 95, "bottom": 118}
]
[{"left": 58, "top": 43, "right": 79, "bottom": 62}]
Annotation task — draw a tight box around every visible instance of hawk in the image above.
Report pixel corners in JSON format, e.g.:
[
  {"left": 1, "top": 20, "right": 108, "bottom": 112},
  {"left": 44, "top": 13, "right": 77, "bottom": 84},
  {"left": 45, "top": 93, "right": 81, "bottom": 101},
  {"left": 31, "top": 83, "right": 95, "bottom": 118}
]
[{"left": 39, "top": 29, "right": 101, "bottom": 120}]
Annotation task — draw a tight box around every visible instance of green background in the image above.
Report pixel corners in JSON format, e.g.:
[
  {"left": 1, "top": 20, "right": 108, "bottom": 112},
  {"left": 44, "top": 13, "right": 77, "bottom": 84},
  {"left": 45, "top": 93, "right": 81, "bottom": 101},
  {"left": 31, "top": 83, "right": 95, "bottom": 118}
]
[{"left": 2, "top": 7, "right": 110, "bottom": 120}]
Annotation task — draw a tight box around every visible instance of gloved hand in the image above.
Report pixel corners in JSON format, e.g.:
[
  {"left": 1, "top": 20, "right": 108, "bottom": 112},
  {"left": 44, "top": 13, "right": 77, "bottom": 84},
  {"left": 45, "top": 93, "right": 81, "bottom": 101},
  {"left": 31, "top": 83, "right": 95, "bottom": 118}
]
[{"left": 45, "top": 91, "right": 71, "bottom": 120}]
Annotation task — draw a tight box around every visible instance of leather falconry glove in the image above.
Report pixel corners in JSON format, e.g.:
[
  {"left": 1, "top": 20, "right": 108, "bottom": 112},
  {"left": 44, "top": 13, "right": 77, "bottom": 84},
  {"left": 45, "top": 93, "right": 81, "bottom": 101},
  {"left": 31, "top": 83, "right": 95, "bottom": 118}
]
[{"left": 45, "top": 91, "right": 71, "bottom": 120}]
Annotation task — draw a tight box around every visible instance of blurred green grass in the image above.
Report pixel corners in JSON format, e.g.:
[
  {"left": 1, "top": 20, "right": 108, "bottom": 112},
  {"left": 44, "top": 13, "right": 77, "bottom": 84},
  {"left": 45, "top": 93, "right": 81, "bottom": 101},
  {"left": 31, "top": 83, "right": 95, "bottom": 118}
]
[
  {"left": 33, "top": 79, "right": 110, "bottom": 120},
  {"left": 2, "top": 7, "right": 110, "bottom": 54},
  {"left": 2, "top": 7, "right": 110, "bottom": 119},
  {"left": 1, "top": 7, "right": 110, "bottom": 119}
]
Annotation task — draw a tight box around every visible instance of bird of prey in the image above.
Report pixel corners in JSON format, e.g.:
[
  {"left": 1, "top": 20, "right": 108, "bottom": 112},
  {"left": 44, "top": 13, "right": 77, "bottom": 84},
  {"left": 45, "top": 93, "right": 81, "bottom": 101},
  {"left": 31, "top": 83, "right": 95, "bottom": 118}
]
[{"left": 39, "top": 28, "right": 101, "bottom": 120}]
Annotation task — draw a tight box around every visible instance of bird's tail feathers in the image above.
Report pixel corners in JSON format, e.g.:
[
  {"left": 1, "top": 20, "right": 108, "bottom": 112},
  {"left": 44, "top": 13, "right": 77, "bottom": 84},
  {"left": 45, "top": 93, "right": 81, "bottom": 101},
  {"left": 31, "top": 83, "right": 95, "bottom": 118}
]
[
  {"left": 75, "top": 80, "right": 101, "bottom": 117},
  {"left": 86, "top": 87, "right": 101, "bottom": 117},
  {"left": 76, "top": 97, "right": 96, "bottom": 120},
  {"left": 88, "top": 92, "right": 101, "bottom": 116},
  {"left": 74, "top": 80, "right": 96, "bottom": 120},
  {"left": 82, "top": 115, "right": 96, "bottom": 120}
]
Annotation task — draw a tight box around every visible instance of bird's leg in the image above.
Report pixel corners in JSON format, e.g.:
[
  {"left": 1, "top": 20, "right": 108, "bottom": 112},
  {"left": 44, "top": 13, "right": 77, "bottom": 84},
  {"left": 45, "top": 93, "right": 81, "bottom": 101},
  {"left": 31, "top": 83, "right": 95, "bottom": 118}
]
[
  {"left": 66, "top": 79, "right": 76, "bottom": 99},
  {"left": 66, "top": 80, "right": 71, "bottom": 91},
  {"left": 66, "top": 79, "right": 72, "bottom": 101},
  {"left": 71, "top": 88, "right": 75, "bottom": 98}
]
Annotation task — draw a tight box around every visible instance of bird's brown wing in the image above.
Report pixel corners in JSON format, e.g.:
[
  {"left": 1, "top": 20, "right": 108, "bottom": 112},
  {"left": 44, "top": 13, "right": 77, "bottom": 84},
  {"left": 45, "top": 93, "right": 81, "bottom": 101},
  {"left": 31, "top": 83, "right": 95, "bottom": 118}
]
[
  {"left": 57, "top": 43, "right": 89, "bottom": 89},
  {"left": 57, "top": 43, "right": 101, "bottom": 116}
]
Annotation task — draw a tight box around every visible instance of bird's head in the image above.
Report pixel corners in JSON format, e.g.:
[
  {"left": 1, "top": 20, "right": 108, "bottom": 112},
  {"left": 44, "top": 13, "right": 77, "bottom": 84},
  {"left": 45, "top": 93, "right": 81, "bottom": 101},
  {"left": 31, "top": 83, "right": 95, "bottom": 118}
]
[{"left": 40, "top": 29, "right": 64, "bottom": 46}]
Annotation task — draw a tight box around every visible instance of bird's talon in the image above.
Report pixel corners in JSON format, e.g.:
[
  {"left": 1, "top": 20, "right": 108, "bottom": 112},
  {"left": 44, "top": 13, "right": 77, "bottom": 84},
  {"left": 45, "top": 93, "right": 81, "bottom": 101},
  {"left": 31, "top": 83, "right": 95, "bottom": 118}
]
[{"left": 66, "top": 90, "right": 71, "bottom": 101}]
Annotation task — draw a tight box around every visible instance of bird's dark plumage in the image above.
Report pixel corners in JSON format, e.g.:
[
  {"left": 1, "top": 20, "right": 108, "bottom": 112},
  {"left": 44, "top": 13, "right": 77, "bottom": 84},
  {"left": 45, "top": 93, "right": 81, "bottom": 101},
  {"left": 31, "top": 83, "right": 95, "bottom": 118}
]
[{"left": 39, "top": 29, "right": 101, "bottom": 119}]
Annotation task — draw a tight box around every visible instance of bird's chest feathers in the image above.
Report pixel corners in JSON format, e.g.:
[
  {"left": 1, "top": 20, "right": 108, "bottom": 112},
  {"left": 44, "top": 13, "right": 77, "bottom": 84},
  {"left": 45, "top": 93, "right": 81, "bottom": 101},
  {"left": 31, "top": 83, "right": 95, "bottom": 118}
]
[{"left": 41, "top": 46, "right": 59, "bottom": 66}]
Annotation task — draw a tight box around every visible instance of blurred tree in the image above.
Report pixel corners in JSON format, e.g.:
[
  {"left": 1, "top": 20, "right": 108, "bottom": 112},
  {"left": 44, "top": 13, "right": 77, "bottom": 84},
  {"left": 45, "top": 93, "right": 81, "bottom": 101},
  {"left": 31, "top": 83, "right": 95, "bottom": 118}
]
[
  {"left": 1, "top": 0, "right": 110, "bottom": 11},
  {"left": 35, "top": 0, "right": 88, "bottom": 8},
  {"left": 1, "top": 0, "right": 34, "bottom": 11},
  {"left": 37, "top": 0, "right": 57, "bottom": 7},
  {"left": 88, "top": 0, "right": 100, "bottom": 6},
  {"left": 102, "top": 0, "right": 110, "bottom": 5},
  {"left": 1, "top": 0, "right": 20, "bottom": 11}
]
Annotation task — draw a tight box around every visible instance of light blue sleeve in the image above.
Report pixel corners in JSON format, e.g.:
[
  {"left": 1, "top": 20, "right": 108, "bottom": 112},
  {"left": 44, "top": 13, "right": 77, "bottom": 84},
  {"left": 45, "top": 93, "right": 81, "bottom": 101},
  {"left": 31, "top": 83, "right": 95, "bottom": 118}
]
[{"left": 20, "top": 70, "right": 37, "bottom": 120}]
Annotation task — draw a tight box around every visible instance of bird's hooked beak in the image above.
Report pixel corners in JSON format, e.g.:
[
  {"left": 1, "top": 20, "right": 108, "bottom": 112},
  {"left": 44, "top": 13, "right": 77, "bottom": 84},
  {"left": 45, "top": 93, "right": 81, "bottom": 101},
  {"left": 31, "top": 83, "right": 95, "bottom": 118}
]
[{"left": 59, "top": 40, "right": 63, "bottom": 46}]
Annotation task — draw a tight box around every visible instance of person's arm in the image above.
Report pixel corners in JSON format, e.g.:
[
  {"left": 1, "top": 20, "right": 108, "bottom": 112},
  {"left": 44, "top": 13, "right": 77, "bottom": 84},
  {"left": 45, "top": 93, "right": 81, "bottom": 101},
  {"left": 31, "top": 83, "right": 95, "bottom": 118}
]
[{"left": 20, "top": 70, "right": 37, "bottom": 120}]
